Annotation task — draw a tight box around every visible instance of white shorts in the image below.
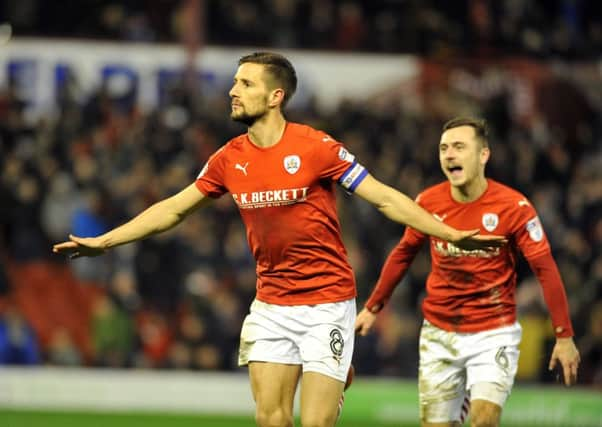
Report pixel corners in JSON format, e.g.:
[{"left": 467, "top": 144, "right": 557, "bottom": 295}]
[
  {"left": 238, "top": 298, "right": 356, "bottom": 383},
  {"left": 418, "top": 320, "right": 522, "bottom": 423}
]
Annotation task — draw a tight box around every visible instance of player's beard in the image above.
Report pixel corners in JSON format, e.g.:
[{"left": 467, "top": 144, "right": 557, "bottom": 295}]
[
  {"left": 231, "top": 109, "right": 263, "bottom": 126},
  {"left": 231, "top": 96, "right": 269, "bottom": 126}
]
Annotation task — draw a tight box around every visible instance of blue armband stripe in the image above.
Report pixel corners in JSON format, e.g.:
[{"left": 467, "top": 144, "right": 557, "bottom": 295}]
[
  {"left": 338, "top": 162, "right": 368, "bottom": 193},
  {"left": 348, "top": 168, "right": 368, "bottom": 192}
]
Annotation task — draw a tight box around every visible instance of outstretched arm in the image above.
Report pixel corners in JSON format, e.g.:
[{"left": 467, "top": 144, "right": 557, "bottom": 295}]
[
  {"left": 353, "top": 174, "right": 505, "bottom": 250},
  {"left": 53, "top": 184, "right": 210, "bottom": 258}
]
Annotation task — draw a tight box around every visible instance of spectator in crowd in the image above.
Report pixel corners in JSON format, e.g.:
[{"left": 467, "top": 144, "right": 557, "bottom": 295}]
[
  {"left": 4, "top": 1, "right": 601, "bottom": 58},
  {"left": 0, "top": 305, "right": 40, "bottom": 365},
  {"left": 91, "top": 293, "right": 135, "bottom": 367},
  {"left": 46, "top": 327, "right": 82, "bottom": 366}
]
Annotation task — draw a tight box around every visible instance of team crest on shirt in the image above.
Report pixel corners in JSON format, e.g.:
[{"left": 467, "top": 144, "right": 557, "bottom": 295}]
[
  {"left": 482, "top": 213, "right": 499, "bottom": 232},
  {"left": 526, "top": 216, "right": 544, "bottom": 242},
  {"left": 283, "top": 155, "right": 301, "bottom": 174}
]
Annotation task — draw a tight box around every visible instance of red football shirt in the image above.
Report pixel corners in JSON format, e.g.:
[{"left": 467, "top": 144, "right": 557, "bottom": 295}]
[
  {"left": 195, "top": 122, "right": 367, "bottom": 305},
  {"left": 366, "top": 179, "right": 573, "bottom": 334}
]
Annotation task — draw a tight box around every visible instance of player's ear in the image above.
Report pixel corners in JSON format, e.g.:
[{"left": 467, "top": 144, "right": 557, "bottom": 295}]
[
  {"left": 480, "top": 146, "right": 490, "bottom": 166},
  {"left": 268, "top": 88, "right": 285, "bottom": 108}
]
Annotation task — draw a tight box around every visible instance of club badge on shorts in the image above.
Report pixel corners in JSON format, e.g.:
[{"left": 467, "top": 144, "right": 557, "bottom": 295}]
[{"left": 283, "top": 155, "right": 301, "bottom": 174}]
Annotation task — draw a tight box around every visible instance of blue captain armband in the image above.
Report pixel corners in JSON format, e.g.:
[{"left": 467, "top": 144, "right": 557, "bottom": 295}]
[{"left": 338, "top": 161, "right": 368, "bottom": 193}]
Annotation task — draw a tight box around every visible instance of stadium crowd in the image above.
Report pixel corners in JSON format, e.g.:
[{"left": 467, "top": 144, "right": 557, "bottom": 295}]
[
  {"left": 3, "top": 0, "right": 602, "bottom": 58},
  {"left": 0, "top": 1, "right": 601, "bottom": 389}
]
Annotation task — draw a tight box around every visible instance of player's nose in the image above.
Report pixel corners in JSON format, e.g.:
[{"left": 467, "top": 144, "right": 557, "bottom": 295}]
[
  {"left": 444, "top": 149, "right": 457, "bottom": 160},
  {"left": 228, "top": 85, "right": 238, "bottom": 98}
]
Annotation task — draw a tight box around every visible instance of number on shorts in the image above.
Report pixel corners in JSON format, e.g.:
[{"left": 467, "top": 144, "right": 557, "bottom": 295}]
[
  {"left": 495, "top": 346, "right": 509, "bottom": 371},
  {"left": 329, "top": 328, "right": 344, "bottom": 358}
]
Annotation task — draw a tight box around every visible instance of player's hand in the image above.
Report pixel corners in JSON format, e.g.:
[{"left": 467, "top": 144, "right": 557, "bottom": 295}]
[
  {"left": 52, "top": 234, "right": 107, "bottom": 259},
  {"left": 451, "top": 229, "right": 507, "bottom": 251},
  {"left": 549, "top": 337, "right": 580, "bottom": 386},
  {"left": 355, "top": 308, "right": 377, "bottom": 336}
]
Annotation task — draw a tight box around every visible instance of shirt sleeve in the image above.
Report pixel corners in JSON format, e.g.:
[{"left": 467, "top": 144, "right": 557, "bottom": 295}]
[
  {"left": 364, "top": 226, "right": 427, "bottom": 312},
  {"left": 527, "top": 252, "right": 574, "bottom": 338},
  {"left": 512, "top": 198, "right": 552, "bottom": 258},
  {"left": 313, "top": 135, "right": 368, "bottom": 193},
  {"left": 194, "top": 147, "right": 228, "bottom": 198},
  {"left": 511, "top": 198, "right": 573, "bottom": 337}
]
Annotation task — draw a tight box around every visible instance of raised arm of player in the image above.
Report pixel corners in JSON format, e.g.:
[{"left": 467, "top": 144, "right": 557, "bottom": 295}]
[
  {"left": 53, "top": 184, "right": 210, "bottom": 259},
  {"left": 354, "top": 174, "right": 506, "bottom": 250},
  {"left": 527, "top": 252, "right": 580, "bottom": 385}
]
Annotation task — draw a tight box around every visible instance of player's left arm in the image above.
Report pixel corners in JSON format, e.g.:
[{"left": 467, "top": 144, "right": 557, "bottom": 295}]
[
  {"left": 516, "top": 201, "right": 580, "bottom": 385},
  {"left": 318, "top": 138, "right": 503, "bottom": 249},
  {"left": 527, "top": 253, "right": 580, "bottom": 385},
  {"left": 353, "top": 174, "right": 505, "bottom": 250}
]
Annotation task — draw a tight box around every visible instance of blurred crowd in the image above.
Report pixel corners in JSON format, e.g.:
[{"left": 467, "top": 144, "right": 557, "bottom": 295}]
[
  {"left": 0, "top": 1, "right": 601, "bottom": 389},
  {"left": 1, "top": 55, "right": 601, "bottom": 386},
  {"left": 2, "top": 0, "right": 601, "bottom": 58}
]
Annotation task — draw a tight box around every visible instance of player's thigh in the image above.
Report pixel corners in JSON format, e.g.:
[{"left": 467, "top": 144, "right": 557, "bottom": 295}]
[
  {"left": 249, "top": 361, "right": 301, "bottom": 422},
  {"left": 300, "top": 371, "right": 345, "bottom": 427},
  {"left": 239, "top": 299, "right": 304, "bottom": 367},
  {"left": 465, "top": 323, "right": 521, "bottom": 407},
  {"left": 464, "top": 324, "right": 521, "bottom": 427},
  {"left": 419, "top": 321, "right": 467, "bottom": 424},
  {"left": 299, "top": 299, "right": 356, "bottom": 383},
  {"left": 469, "top": 398, "right": 502, "bottom": 427}
]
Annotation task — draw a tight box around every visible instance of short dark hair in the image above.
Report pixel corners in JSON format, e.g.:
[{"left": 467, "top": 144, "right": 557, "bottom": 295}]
[
  {"left": 238, "top": 52, "right": 297, "bottom": 107},
  {"left": 442, "top": 117, "right": 489, "bottom": 148}
]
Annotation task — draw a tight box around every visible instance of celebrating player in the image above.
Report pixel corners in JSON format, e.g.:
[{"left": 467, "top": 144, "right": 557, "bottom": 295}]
[
  {"left": 355, "top": 117, "right": 580, "bottom": 427},
  {"left": 53, "top": 54, "right": 504, "bottom": 427}
]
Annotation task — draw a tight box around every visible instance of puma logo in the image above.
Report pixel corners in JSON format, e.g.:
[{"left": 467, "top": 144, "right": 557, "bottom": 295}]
[
  {"left": 433, "top": 213, "right": 447, "bottom": 222},
  {"left": 235, "top": 162, "right": 249, "bottom": 176}
]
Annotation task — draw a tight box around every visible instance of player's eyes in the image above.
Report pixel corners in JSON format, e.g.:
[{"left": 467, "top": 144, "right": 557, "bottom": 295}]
[{"left": 232, "top": 79, "right": 251, "bottom": 87}]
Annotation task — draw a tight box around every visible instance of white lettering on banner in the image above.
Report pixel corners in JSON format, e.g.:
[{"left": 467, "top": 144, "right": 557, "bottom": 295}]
[
  {"left": 232, "top": 187, "right": 309, "bottom": 209},
  {"left": 1, "top": 39, "right": 419, "bottom": 119},
  {"left": 433, "top": 240, "right": 500, "bottom": 258}
]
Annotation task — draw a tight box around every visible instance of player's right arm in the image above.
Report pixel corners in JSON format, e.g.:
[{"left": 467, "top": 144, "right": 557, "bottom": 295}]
[
  {"left": 53, "top": 183, "right": 210, "bottom": 259},
  {"left": 355, "top": 229, "right": 424, "bottom": 336}
]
